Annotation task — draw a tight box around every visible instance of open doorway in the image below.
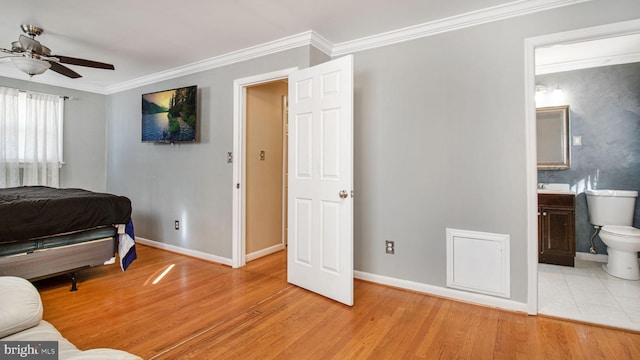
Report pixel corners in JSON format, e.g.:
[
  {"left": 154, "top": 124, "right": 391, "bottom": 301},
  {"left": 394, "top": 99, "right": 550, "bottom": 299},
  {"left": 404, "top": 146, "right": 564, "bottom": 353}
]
[
  {"left": 231, "top": 67, "right": 297, "bottom": 269},
  {"left": 233, "top": 57, "right": 354, "bottom": 305},
  {"left": 245, "top": 81, "right": 288, "bottom": 262},
  {"left": 525, "top": 19, "right": 640, "bottom": 330}
]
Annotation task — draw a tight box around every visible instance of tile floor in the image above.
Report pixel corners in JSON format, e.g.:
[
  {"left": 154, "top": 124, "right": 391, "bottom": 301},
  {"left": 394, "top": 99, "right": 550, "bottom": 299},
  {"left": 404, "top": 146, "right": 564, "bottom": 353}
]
[{"left": 538, "top": 259, "right": 640, "bottom": 331}]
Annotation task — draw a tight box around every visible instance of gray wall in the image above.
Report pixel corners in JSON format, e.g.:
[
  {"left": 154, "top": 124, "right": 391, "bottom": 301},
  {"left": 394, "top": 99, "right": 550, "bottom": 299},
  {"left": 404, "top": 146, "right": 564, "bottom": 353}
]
[
  {"left": 537, "top": 63, "right": 640, "bottom": 254},
  {"left": 106, "top": 46, "right": 314, "bottom": 257},
  {"left": 97, "top": 0, "right": 640, "bottom": 305},
  {"left": 353, "top": 16, "right": 527, "bottom": 300},
  {"left": 349, "top": 0, "right": 640, "bottom": 303},
  {"left": 310, "top": 45, "right": 332, "bottom": 66},
  {"left": 0, "top": 76, "right": 107, "bottom": 191}
]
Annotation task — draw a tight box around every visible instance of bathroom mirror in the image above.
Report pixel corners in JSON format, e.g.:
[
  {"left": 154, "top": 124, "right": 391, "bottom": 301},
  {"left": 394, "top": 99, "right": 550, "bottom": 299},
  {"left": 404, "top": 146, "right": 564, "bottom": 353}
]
[{"left": 537, "top": 105, "right": 570, "bottom": 170}]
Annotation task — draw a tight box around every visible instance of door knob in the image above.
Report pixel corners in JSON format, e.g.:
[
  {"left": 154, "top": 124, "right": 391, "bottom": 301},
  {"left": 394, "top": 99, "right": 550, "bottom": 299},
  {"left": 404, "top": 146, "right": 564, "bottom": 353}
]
[{"left": 339, "top": 190, "right": 348, "bottom": 199}]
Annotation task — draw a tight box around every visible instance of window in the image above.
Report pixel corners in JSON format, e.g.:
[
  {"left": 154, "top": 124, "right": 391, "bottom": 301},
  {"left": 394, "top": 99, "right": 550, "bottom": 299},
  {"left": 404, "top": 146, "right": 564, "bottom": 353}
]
[
  {"left": 0, "top": 87, "right": 65, "bottom": 187},
  {"left": 16, "top": 91, "right": 65, "bottom": 163}
]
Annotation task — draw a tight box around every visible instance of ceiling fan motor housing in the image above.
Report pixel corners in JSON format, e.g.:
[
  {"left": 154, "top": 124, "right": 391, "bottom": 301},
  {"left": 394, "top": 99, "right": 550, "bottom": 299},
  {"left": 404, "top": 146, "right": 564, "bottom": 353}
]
[{"left": 21, "top": 24, "right": 44, "bottom": 38}]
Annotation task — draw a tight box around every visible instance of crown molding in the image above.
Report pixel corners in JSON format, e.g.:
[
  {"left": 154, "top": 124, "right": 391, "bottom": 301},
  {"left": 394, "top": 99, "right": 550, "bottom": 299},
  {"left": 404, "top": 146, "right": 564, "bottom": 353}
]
[
  {"left": 106, "top": 0, "right": 589, "bottom": 94},
  {"left": 3, "top": 0, "right": 591, "bottom": 94},
  {"left": 309, "top": 31, "right": 333, "bottom": 57},
  {"left": 332, "top": 0, "right": 590, "bottom": 56},
  {"left": 104, "top": 30, "right": 330, "bottom": 94}
]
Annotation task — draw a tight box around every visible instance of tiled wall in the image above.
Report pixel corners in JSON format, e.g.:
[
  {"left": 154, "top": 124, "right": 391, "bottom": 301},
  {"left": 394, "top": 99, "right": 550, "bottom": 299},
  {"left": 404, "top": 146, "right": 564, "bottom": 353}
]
[{"left": 537, "top": 63, "right": 640, "bottom": 254}]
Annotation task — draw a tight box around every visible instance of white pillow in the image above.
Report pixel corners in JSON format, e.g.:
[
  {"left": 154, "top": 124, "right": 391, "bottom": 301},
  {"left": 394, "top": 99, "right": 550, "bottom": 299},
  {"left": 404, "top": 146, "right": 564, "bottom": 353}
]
[{"left": 0, "top": 276, "right": 43, "bottom": 338}]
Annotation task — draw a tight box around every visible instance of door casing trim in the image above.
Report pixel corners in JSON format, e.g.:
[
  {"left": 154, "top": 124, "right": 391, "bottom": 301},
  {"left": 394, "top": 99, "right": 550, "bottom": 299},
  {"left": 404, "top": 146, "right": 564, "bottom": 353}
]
[
  {"left": 524, "top": 19, "right": 640, "bottom": 315},
  {"left": 232, "top": 67, "right": 298, "bottom": 268}
]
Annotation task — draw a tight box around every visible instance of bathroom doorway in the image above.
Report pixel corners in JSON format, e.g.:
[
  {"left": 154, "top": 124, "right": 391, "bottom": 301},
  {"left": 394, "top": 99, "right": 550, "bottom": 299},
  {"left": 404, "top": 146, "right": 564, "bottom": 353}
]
[{"left": 526, "top": 19, "right": 640, "bottom": 331}]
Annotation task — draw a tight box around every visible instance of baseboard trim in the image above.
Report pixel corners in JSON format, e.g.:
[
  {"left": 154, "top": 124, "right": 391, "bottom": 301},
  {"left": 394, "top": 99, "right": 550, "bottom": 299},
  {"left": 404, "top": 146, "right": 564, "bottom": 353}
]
[
  {"left": 575, "top": 252, "right": 608, "bottom": 263},
  {"left": 354, "top": 270, "right": 528, "bottom": 313},
  {"left": 135, "top": 237, "right": 233, "bottom": 266},
  {"left": 246, "top": 244, "right": 285, "bottom": 262}
]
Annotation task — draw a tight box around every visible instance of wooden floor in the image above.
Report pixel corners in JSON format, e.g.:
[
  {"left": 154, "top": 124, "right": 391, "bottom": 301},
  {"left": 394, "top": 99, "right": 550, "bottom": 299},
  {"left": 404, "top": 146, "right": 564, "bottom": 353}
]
[{"left": 35, "top": 245, "right": 640, "bottom": 359}]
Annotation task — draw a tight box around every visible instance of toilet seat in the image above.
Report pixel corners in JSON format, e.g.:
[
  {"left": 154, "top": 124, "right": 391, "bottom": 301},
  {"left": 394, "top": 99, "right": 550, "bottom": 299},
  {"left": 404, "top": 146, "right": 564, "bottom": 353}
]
[{"left": 601, "top": 225, "right": 640, "bottom": 238}]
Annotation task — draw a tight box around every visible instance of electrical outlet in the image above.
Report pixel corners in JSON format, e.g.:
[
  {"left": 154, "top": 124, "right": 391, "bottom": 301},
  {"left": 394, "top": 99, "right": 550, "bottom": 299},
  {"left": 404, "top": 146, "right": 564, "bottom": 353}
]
[
  {"left": 175, "top": 220, "right": 179, "bottom": 230},
  {"left": 385, "top": 240, "right": 395, "bottom": 254}
]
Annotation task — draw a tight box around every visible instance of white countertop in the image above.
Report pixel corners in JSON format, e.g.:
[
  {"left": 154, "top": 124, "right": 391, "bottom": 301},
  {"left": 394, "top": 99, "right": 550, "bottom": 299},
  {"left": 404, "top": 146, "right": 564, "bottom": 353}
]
[{"left": 537, "top": 183, "right": 574, "bottom": 195}]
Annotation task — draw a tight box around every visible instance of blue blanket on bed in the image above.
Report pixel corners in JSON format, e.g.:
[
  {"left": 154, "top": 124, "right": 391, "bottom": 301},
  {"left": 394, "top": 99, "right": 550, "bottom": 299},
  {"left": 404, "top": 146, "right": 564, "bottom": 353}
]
[{"left": 119, "top": 220, "right": 137, "bottom": 271}]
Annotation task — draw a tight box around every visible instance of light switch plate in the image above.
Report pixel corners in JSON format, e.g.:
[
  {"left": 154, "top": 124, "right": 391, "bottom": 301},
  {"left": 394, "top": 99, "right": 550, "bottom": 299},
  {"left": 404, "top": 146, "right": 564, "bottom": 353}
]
[{"left": 573, "top": 136, "right": 582, "bottom": 146}]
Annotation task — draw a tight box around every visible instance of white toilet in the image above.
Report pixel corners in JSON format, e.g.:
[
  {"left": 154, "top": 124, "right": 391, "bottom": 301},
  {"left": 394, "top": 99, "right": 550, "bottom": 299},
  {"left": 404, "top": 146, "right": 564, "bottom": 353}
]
[{"left": 586, "top": 189, "right": 640, "bottom": 280}]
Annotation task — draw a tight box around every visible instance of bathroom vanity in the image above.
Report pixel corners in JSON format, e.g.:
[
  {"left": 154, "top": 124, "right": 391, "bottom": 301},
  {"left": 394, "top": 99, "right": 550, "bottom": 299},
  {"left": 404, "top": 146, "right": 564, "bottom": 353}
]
[{"left": 538, "top": 193, "right": 575, "bottom": 266}]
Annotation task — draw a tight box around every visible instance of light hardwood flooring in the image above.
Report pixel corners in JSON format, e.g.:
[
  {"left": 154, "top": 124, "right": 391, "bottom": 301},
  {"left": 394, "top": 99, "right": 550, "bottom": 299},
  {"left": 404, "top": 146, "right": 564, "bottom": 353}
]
[{"left": 35, "top": 244, "right": 640, "bottom": 359}]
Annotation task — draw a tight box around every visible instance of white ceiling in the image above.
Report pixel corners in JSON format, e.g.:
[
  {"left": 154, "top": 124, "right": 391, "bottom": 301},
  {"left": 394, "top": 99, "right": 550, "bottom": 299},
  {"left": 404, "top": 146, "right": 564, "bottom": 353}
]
[
  {"left": 0, "top": 0, "right": 637, "bottom": 93},
  {"left": 0, "top": 0, "right": 513, "bottom": 91}
]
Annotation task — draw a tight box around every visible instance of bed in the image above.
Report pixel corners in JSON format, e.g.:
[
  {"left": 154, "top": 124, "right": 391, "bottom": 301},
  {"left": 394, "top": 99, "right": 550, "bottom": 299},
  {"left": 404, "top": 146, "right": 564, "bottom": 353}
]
[{"left": 0, "top": 186, "right": 136, "bottom": 289}]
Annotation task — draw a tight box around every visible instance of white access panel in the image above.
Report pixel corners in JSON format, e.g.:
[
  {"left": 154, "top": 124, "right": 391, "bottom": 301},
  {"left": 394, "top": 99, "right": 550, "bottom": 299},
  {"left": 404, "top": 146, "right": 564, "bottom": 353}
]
[{"left": 446, "top": 228, "right": 510, "bottom": 298}]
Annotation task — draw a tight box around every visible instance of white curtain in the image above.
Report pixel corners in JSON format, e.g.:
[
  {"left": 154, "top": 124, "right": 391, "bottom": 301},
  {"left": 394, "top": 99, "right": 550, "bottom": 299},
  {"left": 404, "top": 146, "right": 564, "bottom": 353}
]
[
  {"left": 0, "top": 87, "right": 21, "bottom": 187},
  {"left": 0, "top": 87, "right": 61, "bottom": 188}
]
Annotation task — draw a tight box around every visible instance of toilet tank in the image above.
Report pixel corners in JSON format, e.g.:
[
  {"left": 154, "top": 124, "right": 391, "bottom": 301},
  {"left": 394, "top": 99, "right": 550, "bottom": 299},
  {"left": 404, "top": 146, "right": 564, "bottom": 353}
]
[{"left": 585, "top": 189, "right": 638, "bottom": 226}]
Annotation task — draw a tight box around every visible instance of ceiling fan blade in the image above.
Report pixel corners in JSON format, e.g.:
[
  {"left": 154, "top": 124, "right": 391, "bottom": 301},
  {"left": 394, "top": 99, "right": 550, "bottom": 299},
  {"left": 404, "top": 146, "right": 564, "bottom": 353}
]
[
  {"left": 54, "top": 55, "right": 114, "bottom": 70},
  {"left": 1, "top": 48, "right": 17, "bottom": 55},
  {"left": 48, "top": 61, "right": 82, "bottom": 78},
  {"left": 19, "top": 35, "right": 42, "bottom": 53}
]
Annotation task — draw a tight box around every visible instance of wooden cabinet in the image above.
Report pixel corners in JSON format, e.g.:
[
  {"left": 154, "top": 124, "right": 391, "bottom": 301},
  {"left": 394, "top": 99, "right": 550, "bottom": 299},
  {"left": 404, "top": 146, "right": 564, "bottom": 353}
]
[{"left": 538, "top": 193, "right": 575, "bottom": 266}]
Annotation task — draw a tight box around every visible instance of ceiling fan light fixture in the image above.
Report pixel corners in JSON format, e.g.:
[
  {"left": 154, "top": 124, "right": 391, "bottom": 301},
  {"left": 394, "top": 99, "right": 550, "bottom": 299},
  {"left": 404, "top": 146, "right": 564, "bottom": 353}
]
[
  {"left": 2, "top": 25, "right": 114, "bottom": 79},
  {"left": 11, "top": 56, "right": 50, "bottom": 76}
]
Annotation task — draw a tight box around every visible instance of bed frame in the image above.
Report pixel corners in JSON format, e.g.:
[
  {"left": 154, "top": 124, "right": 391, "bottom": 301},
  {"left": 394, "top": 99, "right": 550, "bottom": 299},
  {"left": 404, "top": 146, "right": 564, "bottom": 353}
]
[
  {"left": 0, "top": 186, "right": 133, "bottom": 290},
  {"left": 0, "top": 225, "right": 124, "bottom": 291}
]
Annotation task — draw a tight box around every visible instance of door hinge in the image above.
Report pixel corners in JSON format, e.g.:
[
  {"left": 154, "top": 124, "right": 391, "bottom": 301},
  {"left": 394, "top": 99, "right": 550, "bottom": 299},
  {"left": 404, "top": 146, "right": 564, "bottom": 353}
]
[
  {"left": 236, "top": 183, "right": 240, "bottom": 189},
  {"left": 227, "top": 152, "right": 233, "bottom": 164}
]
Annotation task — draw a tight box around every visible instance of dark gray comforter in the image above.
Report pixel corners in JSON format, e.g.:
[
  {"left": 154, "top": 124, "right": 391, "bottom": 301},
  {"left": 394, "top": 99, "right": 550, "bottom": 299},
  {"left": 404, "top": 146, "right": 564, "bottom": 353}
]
[{"left": 0, "top": 186, "right": 131, "bottom": 243}]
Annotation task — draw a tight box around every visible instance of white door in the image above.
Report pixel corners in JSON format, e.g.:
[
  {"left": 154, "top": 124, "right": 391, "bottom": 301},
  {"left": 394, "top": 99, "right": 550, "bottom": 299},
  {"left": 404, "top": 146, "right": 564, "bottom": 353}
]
[{"left": 287, "top": 55, "right": 354, "bottom": 306}]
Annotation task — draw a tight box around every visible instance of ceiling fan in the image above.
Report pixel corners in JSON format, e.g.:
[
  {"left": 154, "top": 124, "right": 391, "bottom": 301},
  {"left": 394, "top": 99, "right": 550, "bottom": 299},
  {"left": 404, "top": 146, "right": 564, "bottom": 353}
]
[{"left": 0, "top": 24, "right": 114, "bottom": 79}]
